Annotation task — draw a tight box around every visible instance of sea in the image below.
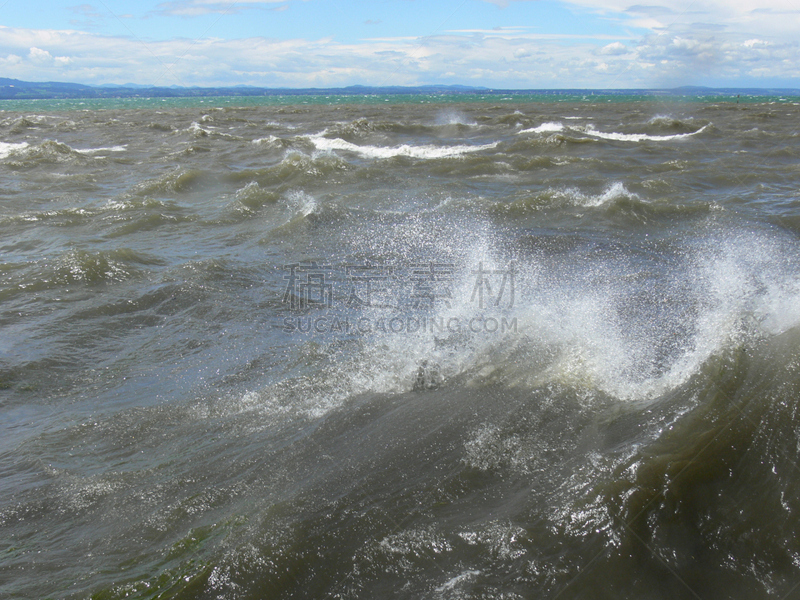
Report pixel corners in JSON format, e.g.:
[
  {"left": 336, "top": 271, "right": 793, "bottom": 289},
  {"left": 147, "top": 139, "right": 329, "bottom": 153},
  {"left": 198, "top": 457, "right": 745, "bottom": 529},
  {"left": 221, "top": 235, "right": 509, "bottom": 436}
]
[{"left": 2, "top": 90, "right": 800, "bottom": 599}]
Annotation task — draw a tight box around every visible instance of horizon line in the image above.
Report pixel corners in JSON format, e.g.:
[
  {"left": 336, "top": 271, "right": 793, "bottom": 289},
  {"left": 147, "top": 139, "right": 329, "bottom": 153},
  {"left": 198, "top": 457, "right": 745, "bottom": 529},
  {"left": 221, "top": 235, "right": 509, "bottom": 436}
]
[
  {"left": 3, "top": 78, "right": 800, "bottom": 101},
  {"left": 3, "top": 77, "right": 800, "bottom": 93}
]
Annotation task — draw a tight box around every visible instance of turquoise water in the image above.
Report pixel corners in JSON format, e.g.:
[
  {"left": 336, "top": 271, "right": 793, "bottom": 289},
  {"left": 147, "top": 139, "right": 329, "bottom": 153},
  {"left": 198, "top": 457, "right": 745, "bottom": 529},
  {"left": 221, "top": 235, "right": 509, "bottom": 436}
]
[{"left": 1, "top": 90, "right": 798, "bottom": 112}]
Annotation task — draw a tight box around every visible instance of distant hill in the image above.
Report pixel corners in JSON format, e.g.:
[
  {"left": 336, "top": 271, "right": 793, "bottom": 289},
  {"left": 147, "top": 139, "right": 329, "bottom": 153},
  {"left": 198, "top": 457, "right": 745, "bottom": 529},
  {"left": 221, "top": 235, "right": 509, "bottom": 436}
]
[
  {"left": 0, "top": 77, "right": 97, "bottom": 98},
  {"left": 0, "top": 78, "right": 493, "bottom": 100},
  {"left": 0, "top": 77, "right": 798, "bottom": 100}
]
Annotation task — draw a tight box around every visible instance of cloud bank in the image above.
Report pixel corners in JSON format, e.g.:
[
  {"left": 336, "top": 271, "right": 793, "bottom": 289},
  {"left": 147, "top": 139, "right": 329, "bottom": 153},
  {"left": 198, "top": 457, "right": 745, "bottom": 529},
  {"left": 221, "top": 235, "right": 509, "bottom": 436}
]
[{"left": 0, "top": 0, "right": 798, "bottom": 88}]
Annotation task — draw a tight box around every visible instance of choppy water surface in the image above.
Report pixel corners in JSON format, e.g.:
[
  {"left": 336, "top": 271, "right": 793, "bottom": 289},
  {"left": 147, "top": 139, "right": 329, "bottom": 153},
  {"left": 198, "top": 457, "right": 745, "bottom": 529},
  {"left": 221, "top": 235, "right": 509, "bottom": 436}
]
[{"left": 2, "top": 95, "right": 800, "bottom": 599}]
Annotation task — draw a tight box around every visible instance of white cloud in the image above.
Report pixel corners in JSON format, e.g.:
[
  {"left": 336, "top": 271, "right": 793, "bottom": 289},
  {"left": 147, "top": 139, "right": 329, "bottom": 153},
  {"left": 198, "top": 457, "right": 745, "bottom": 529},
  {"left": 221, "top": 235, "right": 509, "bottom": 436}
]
[
  {"left": 29, "top": 47, "right": 53, "bottom": 62},
  {"left": 27, "top": 46, "right": 72, "bottom": 67},
  {"left": 632, "top": 31, "right": 800, "bottom": 85},
  {"left": 155, "top": 0, "right": 300, "bottom": 17},
  {"left": 671, "top": 37, "right": 700, "bottom": 53},
  {"left": 600, "top": 42, "right": 629, "bottom": 55},
  {"left": 0, "top": 5, "right": 798, "bottom": 90},
  {"left": 576, "top": 0, "right": 800, "bottom": 38}
]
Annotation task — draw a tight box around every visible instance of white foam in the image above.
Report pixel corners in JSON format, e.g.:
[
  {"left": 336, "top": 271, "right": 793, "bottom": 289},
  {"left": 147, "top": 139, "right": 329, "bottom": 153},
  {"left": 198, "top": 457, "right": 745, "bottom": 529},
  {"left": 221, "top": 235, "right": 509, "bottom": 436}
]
[
  {"left": 0, "top": 141, "right": 30, "bottom": 159},
  {"left": 188, "top": 121, "right": 212, "bottom": 136},
  {"left": 74, "top": 145, "right": 127, "bottom": 154},
  {"left": 592, "top": 181, "right": 640, "bottom": 206},
  {"left": 351, "top": 223, "right": 795, "bottom": 405},
  {"left": 252, "top": 135, "right": 281, "bottom": 146},
  {"left": 435, "top": 570, "right": 481, "bottom": 593},
  {"left": 757, "top": 278, "right": 800, "bottom": 335},
  {"left": 550, "top": 181, "right": 640, "bottom": 207},
  {"left": 538, "top": 226, "right": 800, "bottom": 402},
  {"left": 647, "top": 114, "right": 685, "bottom": 125},
  {"left": 518, "top": 122, "right": 565, "bottom": 134},
  {"left": 582, "top": 123, "right": 708, "bottom": 142},
  {"left": 285, "top": 189, "right": 317, "bottom": 218},
  {"left": 309, "top": 135, "right": 497, "bottom": 160},
  {"left": 236, "top": 181, "right": 260, "bottom": 195}
]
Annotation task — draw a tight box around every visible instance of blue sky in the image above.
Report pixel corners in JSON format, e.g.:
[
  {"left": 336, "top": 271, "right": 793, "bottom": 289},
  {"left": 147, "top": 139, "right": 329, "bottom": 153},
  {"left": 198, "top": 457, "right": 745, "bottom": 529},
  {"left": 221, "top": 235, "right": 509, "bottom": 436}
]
[{"left": 1, "top": 0, "right": 799, "bottom": 88}]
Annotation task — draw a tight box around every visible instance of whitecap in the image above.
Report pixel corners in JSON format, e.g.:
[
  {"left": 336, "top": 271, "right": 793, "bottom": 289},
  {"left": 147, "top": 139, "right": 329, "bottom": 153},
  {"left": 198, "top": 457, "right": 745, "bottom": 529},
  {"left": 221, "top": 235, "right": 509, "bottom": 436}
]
[
  {"left": 309, "top": 135, "right": 497, "bottom": 159},
  {"left": 284, "top": 189, "right": 317, "bottom": 218},
  {"left": 582, "top": 123, "right": 708, "bottom": 142},
  {"left": 74, "top": 145, "right": 128, "bottom": 154},
  {"left": 187, "top": 121, "right": 211, "bottom": 136},
  {"left": 550, "top": 181, "right": 641, "bottom": 208},
  {"left": 435, "top": 570, "right": 481, "bottom": 593},
  {"left": 252, "top": 135, "right": 281, "bottom": 146},
  {"left": 0, "top": 141, "right": 30, "bottom": 159},
  {"left": 518, "top": 122, "right": 565, "bottom": 134}
]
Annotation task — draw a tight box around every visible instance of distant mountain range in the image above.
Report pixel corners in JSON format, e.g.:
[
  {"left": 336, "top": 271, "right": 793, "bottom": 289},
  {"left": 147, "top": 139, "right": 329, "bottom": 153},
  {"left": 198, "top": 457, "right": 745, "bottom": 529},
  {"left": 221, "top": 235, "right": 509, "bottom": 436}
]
[
  {"left": 0, "top": 78, "right": 493, "bottom": 99},
  {"left": 0, "top": 77, "right": 798, "bottom": 100}
]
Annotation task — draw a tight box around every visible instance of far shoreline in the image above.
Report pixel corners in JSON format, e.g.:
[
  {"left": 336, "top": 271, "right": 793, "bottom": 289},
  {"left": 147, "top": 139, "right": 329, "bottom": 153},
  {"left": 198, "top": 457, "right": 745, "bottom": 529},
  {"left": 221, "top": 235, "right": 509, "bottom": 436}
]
[{"left": 2, "top": 77, "right": 800, "bottom": 102}]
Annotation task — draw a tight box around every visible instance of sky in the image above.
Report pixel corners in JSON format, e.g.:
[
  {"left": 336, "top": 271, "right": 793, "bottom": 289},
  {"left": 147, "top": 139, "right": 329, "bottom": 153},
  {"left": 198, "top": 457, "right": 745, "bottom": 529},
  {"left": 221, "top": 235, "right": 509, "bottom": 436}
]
[{"left": 0, "top": 0, "right": 799, "bottom": 89}]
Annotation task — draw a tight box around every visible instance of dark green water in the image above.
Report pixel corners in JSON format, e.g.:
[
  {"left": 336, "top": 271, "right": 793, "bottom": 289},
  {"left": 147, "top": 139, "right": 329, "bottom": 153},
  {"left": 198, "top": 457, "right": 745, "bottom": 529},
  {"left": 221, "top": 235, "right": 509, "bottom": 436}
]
[{"left": 2, "top": 94, "right": 800, "bottom": 599}]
